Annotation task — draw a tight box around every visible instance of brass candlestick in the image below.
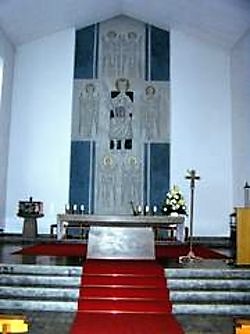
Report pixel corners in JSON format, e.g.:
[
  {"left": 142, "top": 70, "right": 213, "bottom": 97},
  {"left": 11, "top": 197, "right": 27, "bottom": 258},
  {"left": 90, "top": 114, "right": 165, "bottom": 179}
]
[{"left": 179, "top": 169, "right": 201, "bottom": 263}]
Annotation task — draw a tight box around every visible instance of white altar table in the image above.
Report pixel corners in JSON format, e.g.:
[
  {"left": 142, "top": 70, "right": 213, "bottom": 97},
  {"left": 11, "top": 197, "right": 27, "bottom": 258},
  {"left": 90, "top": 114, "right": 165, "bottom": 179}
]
[{"left": 56, "top": 214, "right": 185, "bottom": 242}]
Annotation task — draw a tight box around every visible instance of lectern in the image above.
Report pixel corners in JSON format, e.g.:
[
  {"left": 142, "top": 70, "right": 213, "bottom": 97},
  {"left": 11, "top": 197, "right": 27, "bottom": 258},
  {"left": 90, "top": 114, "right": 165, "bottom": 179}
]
[{"left": 236, "top": 208, "right": 250, "bottom": 265}]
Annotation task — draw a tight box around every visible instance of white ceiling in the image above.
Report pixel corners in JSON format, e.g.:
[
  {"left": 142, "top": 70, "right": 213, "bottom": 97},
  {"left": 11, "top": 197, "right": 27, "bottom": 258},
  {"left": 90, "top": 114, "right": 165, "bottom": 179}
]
[{"left": 0, "top": 0, "right": 250, "bottom": 48}]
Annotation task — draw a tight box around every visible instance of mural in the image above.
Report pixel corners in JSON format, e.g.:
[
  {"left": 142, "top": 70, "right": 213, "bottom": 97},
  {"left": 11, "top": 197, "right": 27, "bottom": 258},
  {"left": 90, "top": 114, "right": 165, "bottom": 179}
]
[{"left": 70, "top": 16, "right": 170, "bottom": 214}]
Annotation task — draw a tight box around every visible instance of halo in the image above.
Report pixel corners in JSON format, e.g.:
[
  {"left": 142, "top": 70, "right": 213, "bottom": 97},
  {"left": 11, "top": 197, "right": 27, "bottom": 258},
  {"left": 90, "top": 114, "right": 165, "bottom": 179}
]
[
  {"left": 103, "top": 155, "right": 113, "bottom": 166},
  {"left": 128, "top": 156, "right": 137, "bottom": 166}
]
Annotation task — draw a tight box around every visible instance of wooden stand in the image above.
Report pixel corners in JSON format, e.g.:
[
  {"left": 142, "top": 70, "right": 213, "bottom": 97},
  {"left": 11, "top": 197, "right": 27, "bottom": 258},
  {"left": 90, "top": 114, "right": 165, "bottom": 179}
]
[
  {"left": 0, "top": 315, "right": 28, "bottom": 333},
  {"left": 236, "top": 208, "right": 250, "bottom": 265},
  {"left": 18, "top": 214, "right": 44, "bottom": 239},
  {"left": 235, "top": 319, "right": 250, "bottom": 334}
]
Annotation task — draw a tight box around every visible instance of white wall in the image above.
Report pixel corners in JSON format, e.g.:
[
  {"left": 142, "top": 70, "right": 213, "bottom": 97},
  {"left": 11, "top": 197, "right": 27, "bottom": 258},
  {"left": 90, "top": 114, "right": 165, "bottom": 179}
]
[
  {"left": 5, "top": 25, "right": 233, "bottom": 236},
  {"left": 6, "top": 29, "right": 75, "bottom": 233},
  {"left": 0, "top": 28, "right": 15, "bottom": 230},
  {"left": 231, "top": 30, "right": 250, "bottom": 207},
  {"left": 171, "top": 30, "right": 232, "bottom": 236}
]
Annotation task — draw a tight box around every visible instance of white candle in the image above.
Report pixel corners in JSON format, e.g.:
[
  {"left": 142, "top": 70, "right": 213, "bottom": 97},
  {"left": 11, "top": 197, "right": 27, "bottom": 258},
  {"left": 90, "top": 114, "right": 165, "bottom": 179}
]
[
  {"left": 73, "top": 204, "right": 77, "bottom": 212},
  {"left": 80, "top": 204, "right": 85, "bottom": 213},
  {"left": 153, "top": 205, "right": 157, "bottom": 213},
  {"left": 65, "top": 204, "right": 70, "bottom": 213}
]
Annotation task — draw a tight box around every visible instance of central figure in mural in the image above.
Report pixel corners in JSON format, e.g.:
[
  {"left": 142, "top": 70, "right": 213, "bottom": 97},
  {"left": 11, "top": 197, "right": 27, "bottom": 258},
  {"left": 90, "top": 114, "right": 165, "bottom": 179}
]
[{"left": 109, "top": 78, "right": 134, "bottom": 150}]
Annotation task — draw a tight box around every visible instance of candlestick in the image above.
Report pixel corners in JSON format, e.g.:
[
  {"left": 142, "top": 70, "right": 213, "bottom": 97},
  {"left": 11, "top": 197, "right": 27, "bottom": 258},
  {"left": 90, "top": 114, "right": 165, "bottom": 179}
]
[{"left": 179, "top": 169, "right": 202, "bottom": 263}]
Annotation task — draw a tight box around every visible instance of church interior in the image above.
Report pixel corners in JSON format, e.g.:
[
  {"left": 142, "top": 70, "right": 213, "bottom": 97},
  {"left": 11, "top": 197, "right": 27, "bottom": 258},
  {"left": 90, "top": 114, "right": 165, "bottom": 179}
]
[{"left": 1, "top": 0, "right": 250, "bottom": 333}]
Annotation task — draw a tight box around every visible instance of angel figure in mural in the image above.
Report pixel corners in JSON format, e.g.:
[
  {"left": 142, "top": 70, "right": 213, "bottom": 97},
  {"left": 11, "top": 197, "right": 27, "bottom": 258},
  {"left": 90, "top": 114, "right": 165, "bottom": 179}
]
[
  {"left": 79, "top": 83, "right": 99, "bottom": 138},
  {"left": 108, "top": 78, "right": 134, "bottom": 150},
  {"left": 98, "top": 155, "right": 118, "bottom": 208},
  {"left": 121, "top": 156, "right": 141, "bottom": 208},
  {"left": 121, "top": 31, "right": 143, "bottom": 78},
  {"left": 101, "top": 30, "right": 119, "bottom": 78},
  {"left": 140, "top": 85, "right": 161, "bottom": 141},
  {"left": 101, "top": 30, "right": 143, "bottom": 79}
]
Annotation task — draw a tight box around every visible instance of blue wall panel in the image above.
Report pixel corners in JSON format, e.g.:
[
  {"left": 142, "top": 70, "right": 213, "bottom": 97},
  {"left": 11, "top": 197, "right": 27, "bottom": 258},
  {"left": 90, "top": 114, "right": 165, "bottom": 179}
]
[
  {"left": 91, "top": 142, "right": 96, "bottom": 213},
  {"left": 144, "top": 143, "right": 148, "bottom": 205},
  {"left": 145, "top": 24, "right": 149, "bottom": 81},
  {"left": 150, "top": 143, "right": 170, "bottom": 207},
  {"left": 69, "top": 141, "right": 90, "bottom": 211},
  {"left": 74, "top": 25, "right": 95, "bottom": 79},
  {"left": 150, "top": 26, "right": 170, "bottom": 81}
]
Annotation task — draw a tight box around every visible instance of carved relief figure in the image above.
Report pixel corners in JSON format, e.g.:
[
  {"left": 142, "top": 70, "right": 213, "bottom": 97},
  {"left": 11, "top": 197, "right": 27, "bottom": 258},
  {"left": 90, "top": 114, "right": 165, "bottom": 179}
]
[
  {"left": 101, "top": 30, "right": 143, "bottom": 78},
  {"left": 101, "top": 31, "right": 118, "bottom": 78},
  {"left": 109, "top": 78, "right": 134, "bottom": 150},
  {"left": 121, "top": 156, "right": 141, "bottom": 207},
  {"left": 141, "top": 85, "right": 161, "bottom": 140},
  {"left": 79, "top": 83, "right": 99, "bottom": 138},
  {"left": 123, "top": 31, "right": 142, "bottom": 78},
  {"left": 98, "top": 155, "right": 117, "bottom": 208}
]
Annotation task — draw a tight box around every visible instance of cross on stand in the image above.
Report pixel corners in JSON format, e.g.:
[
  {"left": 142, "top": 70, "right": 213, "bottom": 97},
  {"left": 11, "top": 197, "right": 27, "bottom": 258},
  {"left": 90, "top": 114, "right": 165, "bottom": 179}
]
[{"left": 179, "top": 169, "right": 201, "bottom": 263}]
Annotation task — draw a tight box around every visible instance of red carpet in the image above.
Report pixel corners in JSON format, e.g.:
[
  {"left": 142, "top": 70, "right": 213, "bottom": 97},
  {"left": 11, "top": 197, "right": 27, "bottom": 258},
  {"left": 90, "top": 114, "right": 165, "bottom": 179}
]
[
  {"left": 13, "top": 242, "right": 228, "bottom": 259},
  {"left": 70, "top": 259, "right": 184, "bottom": 334}
]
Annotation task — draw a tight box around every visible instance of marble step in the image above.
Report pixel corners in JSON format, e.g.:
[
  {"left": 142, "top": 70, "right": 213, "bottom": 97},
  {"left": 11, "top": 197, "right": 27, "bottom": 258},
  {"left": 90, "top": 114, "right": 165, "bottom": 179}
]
[
  {"left": 0, "top": 286, "right": 79, "bottom": 300},
  {"left": 0, "top": 264, "right": 82, "bottom": 276},
  {"left": 0, "top": 274, "right": 81, "bottom": 287},
  {"left": 167, "top": 278, "right": 250, "bottom": 290},
  {"left": 0, "top": 299, "right": 77, "bottom": 312},
  {"left": 171, "top": 290, "right": 250, "bottom": 303},
  {"left": 165, "top": 268, "right": 250, "bottom": 279},
  {"left": 173, "top": 303, "right": 250, "bottom": 315}
]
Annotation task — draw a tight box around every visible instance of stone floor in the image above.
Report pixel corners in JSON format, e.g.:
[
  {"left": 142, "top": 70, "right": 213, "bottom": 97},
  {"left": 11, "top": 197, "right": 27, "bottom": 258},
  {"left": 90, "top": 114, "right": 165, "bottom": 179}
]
[
  {"left": 0, "top": 310, "right": 235, "bottom": 334},
  {"left": 0, "top": 235, "right": 242, "bottom": 333}
]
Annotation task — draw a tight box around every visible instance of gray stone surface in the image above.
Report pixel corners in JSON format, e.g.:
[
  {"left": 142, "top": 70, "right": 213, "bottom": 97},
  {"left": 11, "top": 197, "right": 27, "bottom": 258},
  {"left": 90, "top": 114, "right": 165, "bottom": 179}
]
[
  {"left": 87, "top": 226, "right": 155, "bottom": 259},
  {"left": 0, "top": 310, "right": 237, "bottom": 334}
]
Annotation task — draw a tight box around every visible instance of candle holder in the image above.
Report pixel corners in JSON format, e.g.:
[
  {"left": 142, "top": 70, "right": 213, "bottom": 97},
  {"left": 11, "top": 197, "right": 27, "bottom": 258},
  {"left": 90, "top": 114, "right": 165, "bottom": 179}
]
[{"left": 179, "top": 169, "right": 202, "bottom": 263}]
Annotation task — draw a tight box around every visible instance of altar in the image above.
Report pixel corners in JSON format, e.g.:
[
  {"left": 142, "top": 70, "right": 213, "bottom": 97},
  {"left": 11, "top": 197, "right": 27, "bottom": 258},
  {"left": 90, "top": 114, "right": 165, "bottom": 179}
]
[
  {"left": 56, "top": 214, "right": 185, "bottom": 260},
  {"left": 57, "top": 214, "right": 184, "bottom": 239}
]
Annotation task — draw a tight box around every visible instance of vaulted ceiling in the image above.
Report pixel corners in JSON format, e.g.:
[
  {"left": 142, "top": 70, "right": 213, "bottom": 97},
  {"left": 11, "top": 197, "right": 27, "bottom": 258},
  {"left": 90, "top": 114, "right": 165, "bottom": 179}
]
[{"left": 0, "top": 0, "right": 250, "bottom": 48}]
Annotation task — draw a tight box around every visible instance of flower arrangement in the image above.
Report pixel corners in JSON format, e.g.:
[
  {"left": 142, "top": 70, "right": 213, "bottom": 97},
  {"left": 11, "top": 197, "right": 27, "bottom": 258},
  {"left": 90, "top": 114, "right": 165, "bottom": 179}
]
[{"left": 162, "top": 185, "right": 187, "bottom": 216}]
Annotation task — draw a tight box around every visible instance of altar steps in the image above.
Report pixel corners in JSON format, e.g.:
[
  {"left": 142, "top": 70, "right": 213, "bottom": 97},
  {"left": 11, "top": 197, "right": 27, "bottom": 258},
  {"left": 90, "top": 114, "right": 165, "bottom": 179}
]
[
  {"left": 0, "top": 264, "right": 81, "bottom": 312},
  {"left": 0, "top": 264, "right": 250, "bottom": 315},
  {"left": 167, "top": 268, "right": 250, "bottom": 315},
  {"left": 78, "top": 260, "right": 172, "bottom": 314}
]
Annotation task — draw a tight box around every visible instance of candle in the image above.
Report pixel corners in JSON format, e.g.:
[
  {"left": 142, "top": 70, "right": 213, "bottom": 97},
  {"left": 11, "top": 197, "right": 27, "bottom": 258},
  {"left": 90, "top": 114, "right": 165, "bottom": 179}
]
[
  {"left": 80, "top": 204, "right": 85, "bottom": 214},
  {"left": 145, "top": 205, "right": 149, "bottom": 215}
]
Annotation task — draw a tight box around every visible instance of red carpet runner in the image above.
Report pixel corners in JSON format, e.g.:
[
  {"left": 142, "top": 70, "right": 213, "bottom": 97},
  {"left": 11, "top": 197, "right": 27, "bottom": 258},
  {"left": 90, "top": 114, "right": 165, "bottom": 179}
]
[
  {"left": 70, "top": 260, "right": 184, "bottom": 334},
  {"left": 14, "top": 243, "right": 228, "bottom": 259}
]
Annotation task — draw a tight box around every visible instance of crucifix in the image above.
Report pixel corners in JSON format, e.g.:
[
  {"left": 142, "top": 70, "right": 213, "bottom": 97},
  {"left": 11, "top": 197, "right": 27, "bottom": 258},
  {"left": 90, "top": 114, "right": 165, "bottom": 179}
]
[{"left": 179, "top": 169, "right": 201, "bottom": 263}]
